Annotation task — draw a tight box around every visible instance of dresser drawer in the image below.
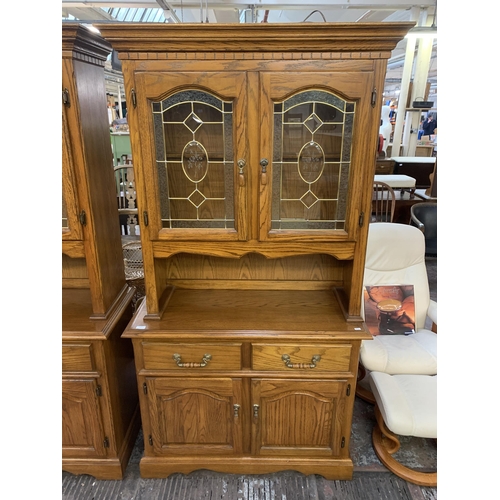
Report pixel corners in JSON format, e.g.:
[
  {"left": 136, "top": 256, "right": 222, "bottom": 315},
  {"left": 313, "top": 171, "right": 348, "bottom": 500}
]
[
  {"left": 62, "top": 343, "right": 95, "bottom": 372},
  {"left": 252, "top": 344, "right": 352, "bottom": 372},
  {"left": 375, "top": 159, "right": 395, "bottom": 175},
  {"left": 141, "top": 343, "right": 242, "bottom": 371}
]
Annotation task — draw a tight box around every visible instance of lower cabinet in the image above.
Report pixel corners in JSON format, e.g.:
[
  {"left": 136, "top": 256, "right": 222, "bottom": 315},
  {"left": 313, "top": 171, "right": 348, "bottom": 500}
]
[
  {"left": 142, "top": 376, "right": 348, "bottom": 461},
  {"left": 126, "top": 289, "right": 369, "bottom": 479},
  {"left": 62, "top": 288, "right": 141, "bottom": 480}
]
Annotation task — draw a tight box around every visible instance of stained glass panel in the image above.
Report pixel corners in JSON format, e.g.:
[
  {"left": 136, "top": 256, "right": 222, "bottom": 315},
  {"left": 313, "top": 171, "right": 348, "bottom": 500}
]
[
  {"left": 272, "top": 90, "right": 355, "bottom": 231},
  {"left": 152, "top": 90, "right": 234, "bottom": 229}
]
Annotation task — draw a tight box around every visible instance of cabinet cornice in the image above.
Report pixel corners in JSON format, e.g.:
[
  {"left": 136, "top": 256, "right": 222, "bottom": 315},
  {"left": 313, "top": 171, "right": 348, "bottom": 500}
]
[{"left": 94, "top": 22, "right": 415, "bottom": 54}]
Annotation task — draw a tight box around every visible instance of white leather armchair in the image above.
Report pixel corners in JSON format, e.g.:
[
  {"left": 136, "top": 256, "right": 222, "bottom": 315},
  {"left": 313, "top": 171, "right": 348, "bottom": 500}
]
[
  {"left": 357, "top": 223, "right": 437, "bottom": 402},
  {"left": 357, "top": 223, "right": 437, "bottom": 485}
]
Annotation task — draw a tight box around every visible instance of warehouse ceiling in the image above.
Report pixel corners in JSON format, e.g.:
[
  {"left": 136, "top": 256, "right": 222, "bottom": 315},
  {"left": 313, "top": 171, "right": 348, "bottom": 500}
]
[{"left": 62, "top": 1, "right": 438, "bottom": 106}]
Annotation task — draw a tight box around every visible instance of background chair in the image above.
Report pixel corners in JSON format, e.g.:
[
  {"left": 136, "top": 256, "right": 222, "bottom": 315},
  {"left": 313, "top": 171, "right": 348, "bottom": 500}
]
[
  {"left": 410, "top": 202, "right": 437, "bottom": 256},
  {"left": 371, "top": 181, "right": 396, "bottom": 223},
  {"left": 356, "top": 222, "right": 437, "bottom": 403},
  {"left": 114, "top": 163, "right": 139, "bottom": 236},
  {"left": 122, "top": 240, "right": 145, "bottom": 309}
]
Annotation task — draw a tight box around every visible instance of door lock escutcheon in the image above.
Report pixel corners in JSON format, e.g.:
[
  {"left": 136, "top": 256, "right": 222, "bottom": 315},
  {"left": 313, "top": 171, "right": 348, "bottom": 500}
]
[
  {"left": 237, "top": 159, "right": 246, "bottom": 186},
  {"left": 260, "top": 158, "right": 268, "bottom": 185}
]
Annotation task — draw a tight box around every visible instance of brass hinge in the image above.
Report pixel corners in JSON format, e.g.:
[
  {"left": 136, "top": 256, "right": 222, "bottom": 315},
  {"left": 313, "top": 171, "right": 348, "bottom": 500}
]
[
  {"left": 103, "top": 437, "right": 109, "bottom": 448},
  {"left": 148, "top": 435, "right": 153, "bottom": 446},
  {"left": 96, "top": 385, "right": 102, "bottom": 397},
  {"left": 143, "top": 382, "right": 148, "bottom": 395},
  {"left": 79, "top": 210, "right": 87, "bottom": 226},
  {"left": 131, "top": 88, "right": 137, "bottom": 108},
  {"left": 371, "top": 88, "right": 377, "bottom": 108},
  {"left": 359, "top": 212, "right": 364, "bottom": 228},
  {"left": 346, "top": 384, "right": 351, "bottom": 397},
  {"left": 341, "top": 437, "right": 346, "bottom": 448},
  {"left": 143, "top": 211, "right": 149, "bottom": 226},
  {"left": 62, "top": 88, "right": 70, "bottom": 107}
]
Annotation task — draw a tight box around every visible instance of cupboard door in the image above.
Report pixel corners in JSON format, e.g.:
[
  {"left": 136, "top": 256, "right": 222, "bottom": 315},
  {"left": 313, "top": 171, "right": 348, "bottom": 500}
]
[
  {"left": 251, "top": 379, "right": 347, "bottom": 457},
  {"left": 62, "top": 379, "right": 106, "bottom": 458},
  {"left": 134, "top": 72, "right": 249, "bottom": 242},
  {"left": 258, "top": 72, "right": 375, "bottom": 242},
  {"left": 145, "top": 377, "right": 243, "bottom": 455},
  {"left": 62, "top": 105, "right": 83, "bottom": 242}
]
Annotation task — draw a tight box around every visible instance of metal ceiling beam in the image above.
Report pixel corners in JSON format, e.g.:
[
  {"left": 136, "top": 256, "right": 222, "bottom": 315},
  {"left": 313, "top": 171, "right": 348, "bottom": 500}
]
[
  {"left": 64, "top": 6, "right": 115, "bottom": 20},
  {"left": 62, "top": 1, "right": 436, "bottom": 11},
  {"left": 156, "top": 0, "right": 181, "bottom": 22}
]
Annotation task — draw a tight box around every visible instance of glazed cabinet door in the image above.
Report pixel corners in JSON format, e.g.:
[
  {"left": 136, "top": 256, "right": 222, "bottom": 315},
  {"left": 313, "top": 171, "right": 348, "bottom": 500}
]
[
  {"left": 144, "top": 377, "right": 244, "bottom": 455},
  {"left": 62, "top": 379, "right": 106, "bottom": 458},
  {"left": 62, "top": 105, "right": 83, "bottom": 242},
  {"left": 258, "top": 72, "right": 375, "bottom": 242},
  {"left": 133, "top": 72, "right": 249, "bottom": 242},
  {"left": 251, "top": 379, "right": 348, "bottom": 457}
]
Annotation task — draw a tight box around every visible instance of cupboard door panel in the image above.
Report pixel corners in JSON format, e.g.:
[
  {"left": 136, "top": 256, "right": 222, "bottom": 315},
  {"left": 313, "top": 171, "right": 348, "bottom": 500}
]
[
  {"left": 62, "top": 379, "right": 106, "bottom": 458},
  {"left": 135, "top": 72, "right": 249, "bottom": 242},
  {"left": 146, "top": 377, "right": 243, "bottom": 455},
  {"left": 252, "top": 379, "right": 347, "bottom": 457},
  {"left": 258, "top": 72, "right": 375, "bottom": 242}
]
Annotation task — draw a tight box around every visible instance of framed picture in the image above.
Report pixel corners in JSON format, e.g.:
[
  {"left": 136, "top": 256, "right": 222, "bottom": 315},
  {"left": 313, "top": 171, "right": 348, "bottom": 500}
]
[{"left": 363, "top": 284, "right": 415, "bottom": 335}]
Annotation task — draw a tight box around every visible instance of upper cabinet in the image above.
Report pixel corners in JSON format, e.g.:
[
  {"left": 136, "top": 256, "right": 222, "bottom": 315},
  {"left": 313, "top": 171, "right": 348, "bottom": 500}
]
[
  {"left": 96, "top": 22, "right": 413, "bottom": 318},
  {"left": 133, "top": 70, "right": 372, "bottom": 245},
  {"left": 62, "top": 24, "right": 128, "bottom": 317}
]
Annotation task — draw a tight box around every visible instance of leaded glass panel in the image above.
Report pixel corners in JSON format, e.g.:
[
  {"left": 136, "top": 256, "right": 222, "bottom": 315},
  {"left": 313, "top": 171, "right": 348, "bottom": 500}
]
[
  {"left": 272, "top": 90, "right": 355, "bottom": 230},
  {"left": 152, "top": 90, "right": 234, "bottom": 229}
]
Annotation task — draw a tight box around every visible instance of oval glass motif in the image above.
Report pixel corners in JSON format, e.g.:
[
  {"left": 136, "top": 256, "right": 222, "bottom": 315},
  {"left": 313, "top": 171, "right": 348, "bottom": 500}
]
[
  {"left": 182, "top": 141, "right": 209, "bottom": 183},
  {"left": 298, "top": 141, "right": 325, "bottom": 183}
]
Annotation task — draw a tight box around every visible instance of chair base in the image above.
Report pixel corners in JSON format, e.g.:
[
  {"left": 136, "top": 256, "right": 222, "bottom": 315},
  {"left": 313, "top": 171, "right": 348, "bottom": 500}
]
[
  {"left": 372, "top": 406, "right": 437, "bottom": 487},
  {"left": 355, "top": 363, "right": 376, "bottom": 404},
  {"left": 355, "top": 382, "right": 376, "bottom": 404}
]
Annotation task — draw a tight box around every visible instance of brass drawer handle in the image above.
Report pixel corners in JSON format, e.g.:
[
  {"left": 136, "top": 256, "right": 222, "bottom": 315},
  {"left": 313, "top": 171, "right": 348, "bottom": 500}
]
[
  {"left": 172, "top": 353, "right": 212, "bottom": 368},
  {"left": 281, "top": 354, "right": 321, "bottom": 369}
]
